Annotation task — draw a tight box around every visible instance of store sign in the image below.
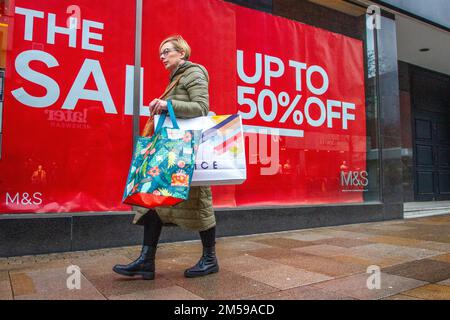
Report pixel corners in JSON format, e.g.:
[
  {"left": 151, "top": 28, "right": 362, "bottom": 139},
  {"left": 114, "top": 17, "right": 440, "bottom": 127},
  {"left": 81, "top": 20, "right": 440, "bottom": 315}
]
[
  {"left": 0, "top": 0, "right": 366, "bottom": 213},
  {"left": 1, "top": 0, "right": 135, "bottom": 213},
  {"left": 341, "top": 171, "right": 369, "bottom": 191},
  {"left": 236, "top": 51, "right": 357, "bottom": 134},
  {"left": 11, "top": 6, "right": 127, "bottom": 112}
]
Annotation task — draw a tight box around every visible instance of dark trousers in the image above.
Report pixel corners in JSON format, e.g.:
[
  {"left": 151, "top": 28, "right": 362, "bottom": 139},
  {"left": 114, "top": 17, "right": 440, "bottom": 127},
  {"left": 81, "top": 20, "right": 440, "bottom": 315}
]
[{"left": 142, "top": 210, "right": 216, "bottom": 248}]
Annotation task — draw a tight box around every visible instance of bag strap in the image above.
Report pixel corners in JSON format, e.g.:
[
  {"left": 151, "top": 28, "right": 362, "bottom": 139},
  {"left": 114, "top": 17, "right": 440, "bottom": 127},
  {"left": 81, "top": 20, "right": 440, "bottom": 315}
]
[
  {"left": 166, "top": 100, "right": 179, "bottom": 128},
  {"left": 141, "top": 75, "right": 183, "bottom": 137},
  {"left": 159, "top": 74, "right": 183, "bottom": 99},
  {"left": 154, "top": 100, "right": 178, "bottom": 135}
]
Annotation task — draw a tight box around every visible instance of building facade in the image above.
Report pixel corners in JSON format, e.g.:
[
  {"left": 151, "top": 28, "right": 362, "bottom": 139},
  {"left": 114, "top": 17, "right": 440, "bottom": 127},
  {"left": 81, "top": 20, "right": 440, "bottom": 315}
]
[{"left": 0, "top": 0, "right": 449, "bottom": 256}]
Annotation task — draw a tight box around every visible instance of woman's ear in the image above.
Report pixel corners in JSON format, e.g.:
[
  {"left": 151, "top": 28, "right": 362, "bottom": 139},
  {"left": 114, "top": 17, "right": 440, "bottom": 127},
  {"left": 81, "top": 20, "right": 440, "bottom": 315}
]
[{"left": 179, "top": 50, "right": 186, "bottom": 60}]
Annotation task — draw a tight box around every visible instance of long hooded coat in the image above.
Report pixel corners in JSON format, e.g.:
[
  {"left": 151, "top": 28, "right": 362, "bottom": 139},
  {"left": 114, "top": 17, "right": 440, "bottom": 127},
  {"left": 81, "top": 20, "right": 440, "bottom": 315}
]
[{"left": 133, "top": 61, "right": 216, "bottom": 232}]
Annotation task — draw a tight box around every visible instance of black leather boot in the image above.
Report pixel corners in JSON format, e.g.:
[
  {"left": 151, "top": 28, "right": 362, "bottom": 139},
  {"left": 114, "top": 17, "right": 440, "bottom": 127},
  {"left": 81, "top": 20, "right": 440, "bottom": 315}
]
[
  {"left": 112, "top": 245, "right": 156, "bottom": 280},
  {"left": 184, "top": 246, "right": 219, "bottom": 278}
]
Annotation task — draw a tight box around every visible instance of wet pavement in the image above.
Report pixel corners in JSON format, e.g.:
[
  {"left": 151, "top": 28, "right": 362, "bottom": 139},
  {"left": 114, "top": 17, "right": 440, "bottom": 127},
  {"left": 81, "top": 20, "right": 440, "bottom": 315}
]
[{"left": 1, "top": 214, "right": 450, "bottom": 300}]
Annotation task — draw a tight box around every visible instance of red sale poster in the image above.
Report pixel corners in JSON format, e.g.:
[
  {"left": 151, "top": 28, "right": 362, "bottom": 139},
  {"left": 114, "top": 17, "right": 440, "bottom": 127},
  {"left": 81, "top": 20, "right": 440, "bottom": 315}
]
[
  {"left": 0, "top": 0, "right": 366, "bottom": 213},
  {"left": 0, "top": 0, "right": 136, "bottom": 212},
  {"left": 141, "top": 0, "right": 366, "bottom": 207}
]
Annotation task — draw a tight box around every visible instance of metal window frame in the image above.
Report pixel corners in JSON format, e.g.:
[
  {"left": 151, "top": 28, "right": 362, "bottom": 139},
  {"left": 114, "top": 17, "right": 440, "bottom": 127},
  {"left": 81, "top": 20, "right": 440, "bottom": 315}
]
[
  {"left": 132, "top": 0, "right": 143, "bottom": 150},
  {"left": 0, "top": 68, "right": 4, "bottom": 160}
]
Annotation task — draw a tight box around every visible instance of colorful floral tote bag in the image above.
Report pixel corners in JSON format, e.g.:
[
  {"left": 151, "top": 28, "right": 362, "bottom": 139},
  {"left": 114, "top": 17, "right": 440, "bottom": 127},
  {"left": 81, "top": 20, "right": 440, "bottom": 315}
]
[{"left": 122, "top": 100, "right": 201, "bottom": 208}]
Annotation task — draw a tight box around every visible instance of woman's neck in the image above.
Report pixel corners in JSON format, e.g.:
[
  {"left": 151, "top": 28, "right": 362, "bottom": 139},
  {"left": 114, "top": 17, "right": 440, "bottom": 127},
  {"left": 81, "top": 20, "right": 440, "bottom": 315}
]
[{"left": 170, "top": 60, "right": 186, "bottom": 75}]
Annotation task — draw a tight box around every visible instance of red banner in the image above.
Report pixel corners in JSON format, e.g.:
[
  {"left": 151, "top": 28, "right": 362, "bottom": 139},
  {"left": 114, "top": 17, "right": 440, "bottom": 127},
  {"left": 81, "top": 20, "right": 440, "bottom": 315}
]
[{"left": 0, "top": 0, "right": 366, "bottom": 213}]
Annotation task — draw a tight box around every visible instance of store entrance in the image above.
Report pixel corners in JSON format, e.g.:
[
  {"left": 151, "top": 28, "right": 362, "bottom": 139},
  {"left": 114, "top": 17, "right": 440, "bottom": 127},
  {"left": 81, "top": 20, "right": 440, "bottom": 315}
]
[{"left": 412, "top": 67, "right": 450, "bottom": 201}]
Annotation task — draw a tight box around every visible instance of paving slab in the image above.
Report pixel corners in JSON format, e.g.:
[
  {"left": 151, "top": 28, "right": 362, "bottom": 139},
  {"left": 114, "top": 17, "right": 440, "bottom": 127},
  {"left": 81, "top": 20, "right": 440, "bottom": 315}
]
[
  {"left": 312, "top": 272, "right": 427, "bottom": 300},
  {"left": 276, "top": 253, "right": 367, "bottom": 277},
  {"left": 365, "top": 236, "right": 450, "bottom": 252},
  {"left": 246, "top": 247, "right": 305, "bottom": 261},
  {"left": 382, "top": 259, "right": 450, "bottom": 283},
  {"left": 241, "top": 265, "right": 333, "bottom": 290},
  {"left": 108, "top": 285, "right": 204, "bottom": 300},
  {"left": 14, "top": 286, "right": 106, "bottom": 300},
  {"left": 220, "top": 254, "right": 285, "bottom": 274},
  {"left": 10, "top": 267, "right": 105, "bottom": 300},
  {"left": 392, "top": 233, "right": 450, "bottom": 243},
  {"left": 156, "top": 255, "right": 199, "bottom": 271},
  {"left": 70, "top": 255, "right": 132, "bottom": 278},
  {"left": 254, "top": 237, "right": 317, "bottom": 249},
  {"left": 247, "top": 285, "right": 355, "bottom": 300},
  {"left": 430, "top": 253, "right": 450, "bottom": 263},
  {"left": 0, "top": 271, "right": 9, "bottom": 282},
  {"left": 366, "top": 225, "right": 416, "bottom": 232},
  {"left": 331, "top": 255, "right": 407, "bottom": 268},
  {"left": 381, "top": 294, "right": 424, "bottom": 300},
  {"left": 347, "top": 243, "right": 442, "bottom": 261},
  {"left": 311, "top": 229, "right": 375, "bottom": 240},
  {"left": 311, "top": 237, "right": 374, "bottom": 248},
  {"left": 86, "top": 273, "right": 174, "bottom": 298},
  {"left": 292, "top": 244, "right": 352, "bottom": 257},
  {"left": 283, "top": 232, "right": 335, "bottom": 242},
  {"left": 0, "top": 271, "right": 13, "bottom": 300},
  {"left": 402, "top": 284, "right": 450, "bottom": 300},
  {"left": 171, "top": 271, "right": 279, "bottom": 300},
  {"left": 215, "top": 240, "right": 274, "bottom": 252},
  {"left": 5, "top": 260, "right": 70, "bottom": 274},
  {"left": 437, "top": 278, "right": 450, "bottom": 287}
]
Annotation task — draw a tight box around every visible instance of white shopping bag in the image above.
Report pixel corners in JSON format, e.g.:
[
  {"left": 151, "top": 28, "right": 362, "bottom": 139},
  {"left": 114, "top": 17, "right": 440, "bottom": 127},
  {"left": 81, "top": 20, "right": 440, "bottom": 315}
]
[{"left": 155, "top": 114, "right": 247, "bottom": 186}]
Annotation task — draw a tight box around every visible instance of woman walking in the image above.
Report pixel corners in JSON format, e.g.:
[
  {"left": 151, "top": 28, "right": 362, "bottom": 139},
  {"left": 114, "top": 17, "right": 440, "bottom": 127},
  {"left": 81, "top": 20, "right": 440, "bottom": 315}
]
[{"left": 113, "top": 35, "right": 218, "bottom": 280}]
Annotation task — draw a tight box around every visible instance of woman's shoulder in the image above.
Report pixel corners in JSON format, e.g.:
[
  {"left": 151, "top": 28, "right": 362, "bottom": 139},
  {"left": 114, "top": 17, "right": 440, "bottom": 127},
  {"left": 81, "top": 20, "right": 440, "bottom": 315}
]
[{"left": 183, "top": 62, "right": 209, "bottom": 80}]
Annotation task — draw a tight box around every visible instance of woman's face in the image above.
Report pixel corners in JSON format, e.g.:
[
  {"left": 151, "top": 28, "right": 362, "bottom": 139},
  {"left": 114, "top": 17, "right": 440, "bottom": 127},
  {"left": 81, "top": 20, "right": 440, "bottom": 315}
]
[{"left": 160, "top": 42, "right": 185, "bottom": 72}]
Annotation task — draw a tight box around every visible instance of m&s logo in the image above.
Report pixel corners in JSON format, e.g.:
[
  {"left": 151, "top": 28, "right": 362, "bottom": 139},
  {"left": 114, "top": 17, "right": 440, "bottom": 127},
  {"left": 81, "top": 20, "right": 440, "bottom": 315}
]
[
  {"left": 341, "top": 171, "right": 368, "bottom": 190},
  {"left": 6, "top": 192, "right": 43, "bottom": 206}
]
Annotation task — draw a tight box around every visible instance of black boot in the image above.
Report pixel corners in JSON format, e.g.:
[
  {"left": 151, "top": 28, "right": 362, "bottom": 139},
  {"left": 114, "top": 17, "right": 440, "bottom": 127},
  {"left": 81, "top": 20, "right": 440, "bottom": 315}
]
[
  {"left": 184, "top": 246, "right": 219, "bottom": 278},
  {"left": 113, "top": 245, "right": 156, "bottom": 280}
]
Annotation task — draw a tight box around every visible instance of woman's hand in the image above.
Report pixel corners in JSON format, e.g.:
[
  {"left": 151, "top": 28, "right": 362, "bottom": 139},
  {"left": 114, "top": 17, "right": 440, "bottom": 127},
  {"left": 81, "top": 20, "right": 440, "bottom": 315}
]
[{"left": 149, "top": 99, "right": 168, "bottom": 116}]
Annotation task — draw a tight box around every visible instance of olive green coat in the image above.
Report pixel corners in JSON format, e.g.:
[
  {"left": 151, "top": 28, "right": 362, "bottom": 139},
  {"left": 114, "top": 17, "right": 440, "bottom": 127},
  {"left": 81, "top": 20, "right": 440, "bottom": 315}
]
[{"left": 133, "top": 61, "right": 216, "bottom": 231}]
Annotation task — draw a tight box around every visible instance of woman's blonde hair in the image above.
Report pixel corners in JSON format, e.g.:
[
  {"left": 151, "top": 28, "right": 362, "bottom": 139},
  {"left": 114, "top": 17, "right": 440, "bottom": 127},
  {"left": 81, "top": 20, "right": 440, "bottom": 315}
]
[{"left": 159, "top": 35, "right": 191, "bottom": 60}]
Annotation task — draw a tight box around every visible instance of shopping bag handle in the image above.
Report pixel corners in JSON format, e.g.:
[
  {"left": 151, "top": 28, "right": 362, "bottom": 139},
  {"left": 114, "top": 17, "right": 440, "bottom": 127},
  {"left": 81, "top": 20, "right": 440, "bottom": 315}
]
[
  {"left": 166, "top": 100, "right": 179, "bottom": 129},
  {"left": 154, "top": 100, "right": 179, "bottom": 134}
]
